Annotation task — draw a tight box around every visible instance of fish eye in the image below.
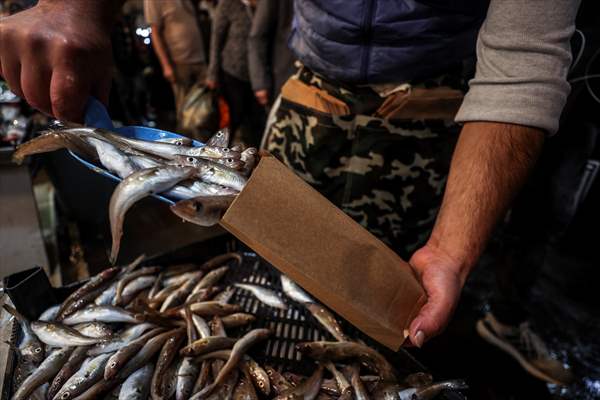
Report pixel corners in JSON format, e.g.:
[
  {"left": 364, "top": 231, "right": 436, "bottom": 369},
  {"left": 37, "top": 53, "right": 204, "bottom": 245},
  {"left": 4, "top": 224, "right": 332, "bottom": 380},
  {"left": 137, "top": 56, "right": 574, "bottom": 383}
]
[
  {"left": 34, "top": 347, "right": 42, "bottom": 353},
  {"left": 110, "top": 362, "right": 116, "bottom": 367},
  {"left": 187, "top": 157, "right": 194, "bottom": 162},
  {"left": 217, "top": 132, "right": 223, "bottom": 137},
  {"left": 61, "top": 393, "right": 70, "bottom": 399},
  {"left": 223, "top": 148, "right": 229, "bottom": 152}
]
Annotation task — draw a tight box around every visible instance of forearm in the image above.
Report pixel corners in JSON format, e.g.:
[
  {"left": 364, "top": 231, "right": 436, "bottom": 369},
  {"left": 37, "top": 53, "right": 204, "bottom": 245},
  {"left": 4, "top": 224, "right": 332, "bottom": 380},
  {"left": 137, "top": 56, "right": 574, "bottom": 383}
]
[
  {"left": 39, "top": 0, "right": 123, "bottom": 29},
  {"left": 426, "top": 122, "right": 545, "bottom": 280},
  {"left": 150, "top": 28, "right": 172, "bottom": 72}
]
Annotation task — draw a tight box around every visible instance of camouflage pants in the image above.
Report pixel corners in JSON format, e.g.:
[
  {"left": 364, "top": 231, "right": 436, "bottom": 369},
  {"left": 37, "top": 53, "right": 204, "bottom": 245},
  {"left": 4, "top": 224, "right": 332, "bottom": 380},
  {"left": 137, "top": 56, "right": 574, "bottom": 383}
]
[{"left": 264, "top": 67, "right": 463, "bottom": 258}]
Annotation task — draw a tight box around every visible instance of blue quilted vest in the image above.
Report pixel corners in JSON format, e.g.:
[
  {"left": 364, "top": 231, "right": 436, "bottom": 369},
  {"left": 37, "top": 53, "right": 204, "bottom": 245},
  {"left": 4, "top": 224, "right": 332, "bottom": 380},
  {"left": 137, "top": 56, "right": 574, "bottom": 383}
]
[{"left": 289, "top": 0, "right": 489, "bottom": 84}]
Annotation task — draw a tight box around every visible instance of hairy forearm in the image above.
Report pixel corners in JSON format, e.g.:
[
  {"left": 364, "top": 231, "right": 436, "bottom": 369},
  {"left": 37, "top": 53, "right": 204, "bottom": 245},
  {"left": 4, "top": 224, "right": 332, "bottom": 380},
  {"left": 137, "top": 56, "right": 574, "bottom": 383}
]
[
  {"left": 39, "top": 0, "right": 124, "bottom": 29},
  {"left": 427, "top": 122, "right": 545, "bottom": 281},
  {"left": 150, "top": 28, "right": 172, "bottom": 71}
]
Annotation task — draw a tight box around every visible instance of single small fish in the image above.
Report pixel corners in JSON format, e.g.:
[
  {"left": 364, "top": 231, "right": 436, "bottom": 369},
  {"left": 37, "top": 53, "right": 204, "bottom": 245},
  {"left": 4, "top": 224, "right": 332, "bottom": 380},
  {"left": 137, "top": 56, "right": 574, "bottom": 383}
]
[
  {"left": 155, "top": 136, "right": 193, "bottom": 146},
  {"left": 56, "top": 267, "right": 120, "bottom": 320},
  {"left": 265, "top": 366, "right": 293, "bottom": 395},
  {"left": 192, "top": 314, "right": 211, "bottom": 339},
  {"left": 296, "top": 341, "right": 396, "bottom": 382},
  {"left": 52, "top": 353, "right": 112, "bottom": 400},
  {"left": 191, "top": 361, "right": 212, "bottom": 394},
  {"left": 347, "top": 363, "right": 369, "bottom": 400},
  {"left": 129, "top": 154, "right": 163, "bottom": 169},
  {"left": 109, "top": 166, "right": 196, "bottom": 264},
  {"left": 114, "top": 266, "right": 162, "bottom": 306},
  {"left": 38, "top": 304, "right": 60, "bottom": 321},
  {"left": 281, "top": 275, "right": 314, "bottom": 304},
  {"left": 61, "top": 306, "right": 141, "bottom": 325},
  {"left": 234, "top": 283, "right": 288, "bottom": 310},
  {"left": 305, "top": 303, "right": 349, "bottom": 342},
  {"left": 11, "top": 347, "right": 73, "bottom": 400},
  {"left": 170, "top": 195, "right": 236, "bottom": 226},
  {"left": 30, "top": 321, "right": 108, "bottom": 347},
  {"left": 160, "top": 272, "right": 204, "bottom": 312},
  {"left": 175, "top": 357, "right": 200, "bottom": 400},
  {"left": 212, "top": 286, "right": 235, "bottom": 304},
  {"left": 240, "top": 147, "right": 258, "bottom": 176},
  {"left": 12, "top": 129, "right": 96, "bottom": 164},
  {"left": 179, "top": 336, "right": 237, "bottom": 357},
  {"left": 233, "top": 370, "right": 259, "bottom": 400},
  {"left": 221, "top": 313, "right": 256, "bottom": 329},
  {"left": 120, "top": 275, "right": 156, "bottom": 304},
  {"left": 47, "top": 346, "right": 90, "bottom": 400},
  {"left": 151, "top": 329, "right": 186, "bottom": 400},
  {"left": 85, "top": 136, "right": 136, "bottom": 179},
  {"left": 324, "top": 361, "right": 352, "bottom": 398},
  {"left": 196, "top": 328, "right": 271, "bottom": 397},
  {"left": 274, "top": 365, "right": 324, "bottom": 400},
  {"left": 73, "top": 322, "right": 114, "bottom": 339},
  {"left": 94, "top": 281, "right": 119, "bottom": 306},
  {"left": 103, "top": 328, "right": 165, "bottom": 380},
  {"left": 400, "top": 380, "right": 469, "bottom": 400},
  {"left": 2, "top": 304, "right": 45, "bottom": 365},
  {"left": 118, "top": 364, "right": 154, "bottom": 400},
  {"left": 244, "top": 356, "right": 271, "bottom": 396},
  {"left": 182, "top": 301, "right": 240, "bottom": 318},
  {"left": 171, "top": 155, "right": 247, "bottom": 191},
  {"left": 184, "top": 286, "right": 221, "bottom": 305},
  {"left": 162, "top": 271, "right": 198, "bottom": 288},
  {"left": 191, "top": 266, "right": 229, "bottom": 293},
  {"left": 206, "top": 128, "right": 230, "bottom": 147}
]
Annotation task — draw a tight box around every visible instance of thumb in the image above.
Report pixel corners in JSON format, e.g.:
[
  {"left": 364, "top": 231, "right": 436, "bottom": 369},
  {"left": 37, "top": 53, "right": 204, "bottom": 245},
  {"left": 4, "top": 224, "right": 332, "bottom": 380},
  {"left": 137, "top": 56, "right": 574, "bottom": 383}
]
[
  {"left": 91, "top": 71, "right": 112, "bottom": 107},
  {"left": 408, "top": 288, "right": 455, "bottom": 347}
]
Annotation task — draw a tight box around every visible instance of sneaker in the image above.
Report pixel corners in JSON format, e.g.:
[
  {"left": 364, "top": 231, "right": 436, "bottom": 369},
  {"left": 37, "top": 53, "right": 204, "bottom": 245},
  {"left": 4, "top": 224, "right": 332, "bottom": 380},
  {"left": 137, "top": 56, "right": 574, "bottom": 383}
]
[{"left": 476, "top": 312, "right": 574, "bottom": 385}]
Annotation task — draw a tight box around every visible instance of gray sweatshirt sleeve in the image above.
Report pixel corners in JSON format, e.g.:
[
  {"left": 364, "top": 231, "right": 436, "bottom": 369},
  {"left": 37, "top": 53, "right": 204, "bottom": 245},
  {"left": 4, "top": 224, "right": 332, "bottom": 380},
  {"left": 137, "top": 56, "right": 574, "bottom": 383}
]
[
  {"left": 248, "top": 0, "right": 275, "bottom": 92},
  {"left": 455, "top": 0, "right": 581, "bottom": 135}
]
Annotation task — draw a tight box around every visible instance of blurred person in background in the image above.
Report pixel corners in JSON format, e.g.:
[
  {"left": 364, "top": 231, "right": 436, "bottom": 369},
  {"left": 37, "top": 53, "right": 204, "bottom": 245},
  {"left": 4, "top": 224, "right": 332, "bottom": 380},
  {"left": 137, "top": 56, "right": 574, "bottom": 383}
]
[
  {"left": 206, "top": 0, "right": 265, "bottom": 147},
  {"left": 144, "top": 0, "right": 208, "bottom": 135},
  {"left": 248, "top": 0, "right": 295, "bottom": 108}
]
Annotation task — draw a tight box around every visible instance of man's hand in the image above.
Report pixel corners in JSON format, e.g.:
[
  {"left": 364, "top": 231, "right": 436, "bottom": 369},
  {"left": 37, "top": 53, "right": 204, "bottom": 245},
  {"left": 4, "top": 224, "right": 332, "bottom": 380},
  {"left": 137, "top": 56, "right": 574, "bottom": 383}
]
[
  {"left": 0, "top": 0, "right": 118, "bottom": 122},
  {"left": 254, "top": 89, "right": 269, "bottom": 106},
  {"left": 205, "top": 79, "right": 218, "bottom": 90},
  {"left": 406, "top": 122, "right": 545, "bottom": 347},
  {"left": 162, "top": 64, "right": 176, "bottom": 84},
  {"left": 408, "top": 245, "right": 465, "bottom": 347}
]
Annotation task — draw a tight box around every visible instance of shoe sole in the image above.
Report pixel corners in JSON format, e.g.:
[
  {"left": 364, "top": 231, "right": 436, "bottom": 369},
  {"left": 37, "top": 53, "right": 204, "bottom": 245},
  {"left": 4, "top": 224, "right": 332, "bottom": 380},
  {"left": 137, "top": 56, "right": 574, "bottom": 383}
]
[{"left": 476, "top": 320, "right": 564, "bottom": 385}]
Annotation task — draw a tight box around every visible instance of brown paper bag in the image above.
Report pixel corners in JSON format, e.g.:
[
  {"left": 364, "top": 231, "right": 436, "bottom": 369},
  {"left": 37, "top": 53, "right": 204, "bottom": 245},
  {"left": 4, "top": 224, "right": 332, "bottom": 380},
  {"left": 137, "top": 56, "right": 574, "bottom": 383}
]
[{"left": 220, "top": 154, "right": 426, "bottom": 350}]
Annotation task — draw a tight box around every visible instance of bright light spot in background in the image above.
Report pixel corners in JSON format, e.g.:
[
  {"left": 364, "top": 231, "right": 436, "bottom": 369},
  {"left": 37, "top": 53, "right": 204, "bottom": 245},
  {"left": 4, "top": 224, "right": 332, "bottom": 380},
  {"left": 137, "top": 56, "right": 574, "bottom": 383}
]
[
  {"left": 135, "top": 27, "right": 152, "bottom": 38},
  {"left": 144, "top": 38, "right": 150, "bottom": 45}
]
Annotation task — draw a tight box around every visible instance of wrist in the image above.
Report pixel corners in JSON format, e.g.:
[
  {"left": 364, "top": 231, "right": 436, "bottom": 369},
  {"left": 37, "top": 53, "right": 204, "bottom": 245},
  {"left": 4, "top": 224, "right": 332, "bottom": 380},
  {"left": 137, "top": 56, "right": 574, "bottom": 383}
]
[{"left": 414, "top": 239, "right": 472, "bottom": 287}]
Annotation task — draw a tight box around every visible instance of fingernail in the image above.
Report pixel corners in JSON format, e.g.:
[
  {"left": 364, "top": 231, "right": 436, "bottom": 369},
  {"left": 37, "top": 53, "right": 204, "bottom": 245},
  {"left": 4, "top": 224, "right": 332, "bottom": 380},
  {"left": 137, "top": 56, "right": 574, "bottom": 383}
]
[{"left": 414, "top": 330, "right": 425, "bottom": 348}]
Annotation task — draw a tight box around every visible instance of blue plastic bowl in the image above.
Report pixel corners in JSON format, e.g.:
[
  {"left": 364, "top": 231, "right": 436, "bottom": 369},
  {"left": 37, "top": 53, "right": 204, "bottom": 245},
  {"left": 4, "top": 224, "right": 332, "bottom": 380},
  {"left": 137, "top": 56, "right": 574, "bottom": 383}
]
[{"left": 69, "top": 98, "right": 205, "bottom": 205}]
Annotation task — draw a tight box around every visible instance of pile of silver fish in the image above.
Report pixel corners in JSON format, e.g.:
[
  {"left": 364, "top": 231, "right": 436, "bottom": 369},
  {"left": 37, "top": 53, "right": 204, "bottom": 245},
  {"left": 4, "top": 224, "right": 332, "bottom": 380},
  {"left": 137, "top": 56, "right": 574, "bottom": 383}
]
[
  {"left": 4, "top": 253, "right": 468, "bottom": 400},
  {"left": 12, "top": 124, "right": 258, "bottom": 263}
]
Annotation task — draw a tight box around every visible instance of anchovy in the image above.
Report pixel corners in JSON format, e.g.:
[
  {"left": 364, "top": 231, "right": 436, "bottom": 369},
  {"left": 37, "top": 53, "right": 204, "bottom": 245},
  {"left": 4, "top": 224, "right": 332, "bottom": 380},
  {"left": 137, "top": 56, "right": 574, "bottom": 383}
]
[
  {"left": 12, "top": 129, "right": 97, "bottom": 164},
  {"left": 103, "top": 327, "right": 165, "bottom": 380},
  {"left": 305, "top": 303, "right": 349, "bottom": 342},
  {"left": 182, "top": 301, "right": 240, "bottom": 318},
  {"left": 274, "top": 365, "right": 324, "bottom": 400},
  {"left": 244, "top": 356, "right": 271, "bottom": 396},
  {"left": 31, "top": 321, "right": 108, "bottom": 347},
  {"left": 206, "top": 128, "right": 230, "bottom": 147},
  {"left": 156, "top": 137, "right": 193, "bottom": 146},
  {"left": 2, "top": 304, "right": 45, "bottom": 365},
  {"left": 48, "top": 346, "right": 90, "bottom": 400},
  {"left": 56, "top": 267, "right": 120, "bottom": 320},
  {"left": 399, "top": 380, "right": 469, "bottom": 400},
  {"left": 151, "top": 329, "right": 186, "bottom": 400},
  {"left": 347, "top": 363, "right": 369, "bottom": 400},
  {"left": 265, "top": 366, "right": 293, "bottom": 395},
  {"left": 191, "top": 360, "right": 212, "bottom": 394},
  {"left": 11, "top": 347, "right": 73, "bottom": 400},
  {"left": 94, "top": 281, "right": 119, "bottom": 306},
  {"left": 62, "top": 306, "right": 141, "bottom": 325},
  {"left": 118, "top": 364, "right": 154, "bottom": 400},
  {"left": 52, "top": 353, "right": 112, "bottom": 400},
  {"left": 196, "top": 328, "right": 271, "bottom": 397},
  {"left": 185, "top": 286, "right": 222, "bottom": 305},
  {"left": 281, "top": 275, "right": 314, "bottom": 304},
  {"left": 212, "top": 286, "right": 235, "bottom": 304},
  {"left": 296, "top": 341, "right": 396, "bottom": 382},
  {"left": 129, "top": 154, "right": 163, "bottom": 169},
  {"left": 221, "top": 313, "right": 255, "bottom": 329},
  {"left": 73, "top": 322, "right": 114, "bottom": 339},
  {"left": 39, "top": 305, "right": 60, "bottom": 321},
  {"left": 233, "top": 370, "right": 259, "bottom": 400},
  {"left": 191, "top": 266, "right": 229, "bottom": 293},
  {"left": 109, "top": 166, "right": 196, "bottom": 264},
  {"left": 163, "top": 271, "right": 198, "bottom": 288},
  {"left": 234, "top": 283, "right": 288, "bottom": 310},
  {"left": 179, "top": 336, "right": 237, "bottom": 357},
  {"left": 114, "top": 266, "right": 162, "bottom": 305},
  {"left": 192, "top": 314, "right": 211, "bottom": 339},
  {"left": 85, "top": 136, "right": 136, "bottom": 179},
  {"left": 175, "top": 357, "right": 199, "bottom": 400},
  {"left": 120, "top": 275, "right": 156, "bottom": 304},
  {"left": 170, "top": 195, "right": 236, "bottom": 226},
  {"left": 324, "top": 361, "right": 352, "bottom": 398},
  {"left": 240, "top": 147, "right": 258, "bottom": 175},
  {"left": 160, "top": 272, "right": 204, "bottom": 312},
  {"left": 171, "top": 155, "right": 247, "bottom": 191}
]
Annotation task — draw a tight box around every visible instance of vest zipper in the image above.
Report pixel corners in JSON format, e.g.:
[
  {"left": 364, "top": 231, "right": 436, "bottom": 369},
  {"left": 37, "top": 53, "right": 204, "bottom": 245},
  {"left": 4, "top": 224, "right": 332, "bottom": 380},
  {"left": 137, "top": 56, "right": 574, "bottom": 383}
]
[{"left": 360, "top": 0, "right": 376, "bottom": 83}]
